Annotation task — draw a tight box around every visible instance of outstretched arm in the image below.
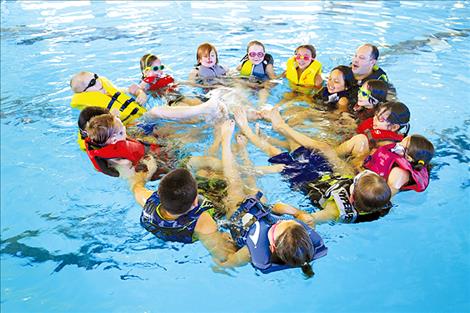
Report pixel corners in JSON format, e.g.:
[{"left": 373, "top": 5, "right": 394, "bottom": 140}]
[
  {"left": 272, "top": 203, "right": 316, "bottom": 227},
  {"left": 195, "top": 212, "right": 237, "bottom": 262},
  {"left": 233, "top": 106, "right": 283, "bottom": 157},
  {"left": 220, "top": 120, "right": 247, "bottom": 216},
  {"left": 129, "top": 171, "right": 154, "bottom": 208},
  {"left": 128, "top": 156, "right": 157, "bottom": 207},
  {"left": 144, "top": 99, "right": 222, "bottom": 120},
  {"left": 268, "top": 109, "right": 355, "bottom": 175}
]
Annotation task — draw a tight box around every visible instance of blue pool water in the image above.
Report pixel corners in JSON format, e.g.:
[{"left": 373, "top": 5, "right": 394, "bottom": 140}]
[{"left": 1, "top": 1, "right": 469, "bottom": 312}]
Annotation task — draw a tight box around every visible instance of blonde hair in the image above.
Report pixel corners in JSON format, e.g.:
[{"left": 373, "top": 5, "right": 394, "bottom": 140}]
[
  {"left": 86, "top": 114, "right": 120, "bottom": 146},
  {"left": 246, "top": 40, "right": 265, "bottom": 53},
  {"left": 196, "top": 43, "right": 218, "bottom": 65},
  {"left": 140, "top": 54, "right": 159, "bottom": 73},
  {"left": 70, "top": 71, "right": 91, "bottom": 93}
]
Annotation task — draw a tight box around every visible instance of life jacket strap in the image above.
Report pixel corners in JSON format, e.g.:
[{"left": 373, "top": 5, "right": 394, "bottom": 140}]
[{"left": 107, "top": 92, "right": 121, "bottom": 110}]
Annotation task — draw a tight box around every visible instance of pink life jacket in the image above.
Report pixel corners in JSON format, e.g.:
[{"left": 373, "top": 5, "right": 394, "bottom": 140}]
[
  {"left": 357, "top": 118, "right": 404, "bottom": 145},
  {"left": 363, "top": 143, "right": 429, "bottom": 192}
]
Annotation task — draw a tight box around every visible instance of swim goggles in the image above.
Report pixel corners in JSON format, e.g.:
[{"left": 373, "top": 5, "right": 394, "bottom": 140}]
[
  {"left": 248, "top": 51, "right": 265, "bottom": 58},
  {"left": 295, "top": 54, "right": 312, "bottom": 61},
  {"left": 359, "top": 86, "right": 379, "bottom": 104},
  {"left": 144, "top": 65, "right": 165, "bottom": 72},
  {"left": 142, "top": 54, "right": 165, "bottom": 72},
  {"left": 83, "top": 73, "right": 99, "bottom": 92}
]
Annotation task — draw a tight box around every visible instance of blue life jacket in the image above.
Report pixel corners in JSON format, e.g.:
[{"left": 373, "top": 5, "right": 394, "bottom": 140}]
[
  {"left": 229, "top": 192, "right": 328, "bottom": 274},
  {"left": 141, "top": 192, "right": 214, "bottom": 243},
  {"left": 268, "top": 146, "right": 333, "bottom": 190}
]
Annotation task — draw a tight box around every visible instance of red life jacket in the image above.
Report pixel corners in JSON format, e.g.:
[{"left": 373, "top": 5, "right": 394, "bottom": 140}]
[
  {"left": 357, "top": 118, "right": 404, "bottom": 144},
  {"left": 143, "top": 75, "right": 177, "bottom": 93},
  {"left": 363, "top": 143, "right": 429, "bottom": 192},
  {"left": 85, "top": 138, "right": 160, "bottom": 175}
]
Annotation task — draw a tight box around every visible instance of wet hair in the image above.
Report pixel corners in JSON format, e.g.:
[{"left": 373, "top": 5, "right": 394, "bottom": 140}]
[
  {"left": 86, "top": 114, "right": 120, "bottom": 146},
  {"left": 140, "top": 53, "right": 159, "bottom": 75},
  {"left": 196, "top": 42, "right": 219, "bottom": 65},
  {"left": 407, "top": 134, "right": 435, "bottom": 171},
  {"left": 378, "top": 101, "right": 411, "bottom": 135},
  {"left": 295, "top": 44, "right": 316, "bottom": 59},
  {"left": 272, "top": 222, "right": 314, "bottom": 278},
  {"left": 363, "top": 43, "right": 379, "bottom": 60},
  {"left": 353, "top": 173, "right": 391, "bottom": 213},
  {"left": 364, "top": 79, "right": 388, "bottom": 106},
  {"left": 78, "top": 106, "right": 110, "bottom": 139},
  {"left": 332, "top": 65, "right": 356, "bottom": 90},
  {"left": 70, "top": 71, "right": 91, "bottom": 93},
  {"left": 246, "top": 40, "right": 265, "bottom": 53},
  {"left": 158, "top": 168, "right": 198, "bottom": 215}
]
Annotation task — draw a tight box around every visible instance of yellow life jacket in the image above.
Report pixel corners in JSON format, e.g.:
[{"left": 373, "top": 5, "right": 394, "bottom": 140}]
[
  {"left": 240, "top": 59, "right": 255, "bottom": 77},
  {"left": 71, "top": 76, "right": 147, "bottom": 150},
  {"left": 285, "top": 57, "right": 322, "bottom": 93}
]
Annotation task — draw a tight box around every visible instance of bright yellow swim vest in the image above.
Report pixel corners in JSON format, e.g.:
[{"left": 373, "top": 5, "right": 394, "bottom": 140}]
[
  {"left": 70, "top": 76, "right": 147, "bottom": 150},
  {"left": 240, "top": 59, "right": 256, "bottom": 77},
  {"left": 285, "top": 56, "right": 322, "bottom": 93}
]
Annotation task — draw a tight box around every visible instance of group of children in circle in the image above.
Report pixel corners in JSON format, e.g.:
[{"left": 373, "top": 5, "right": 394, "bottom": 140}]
[{"left": 69, "top": 40, "right": 435, "bottom": 277}]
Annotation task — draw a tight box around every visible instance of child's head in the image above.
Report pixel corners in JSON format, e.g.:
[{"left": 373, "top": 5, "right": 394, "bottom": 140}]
[
  {"left": 70, "top": 72, "right": 102, "bottom": 93},
  {"left": 294, "top": 44, "right": 316, "bottom": 70},
  {"left": 327, "top": 65, "right": 355, "bottom": 94},
  {"left": 158, "top": 168, "right": 198, "bottom": 215},
  {"left": 196, "top": 43, "right": 218, "bottom": 67},
  {"left": 269, "top": 220, "right": 315, "bottom": 278},
  {"left": 356, "top": 79, "right": 388, "bottom": 110},
  {"left": 246, "top": 40, "right": 266, "bottom": 65},
  {"left": 373, "top": 101, "right": 411, "bottom": 134},
  {"left": 78, "top": 106, "right": 110, "bottom": 139},
  {"left": 140, "top": 54, "right": 165, "bottom": 79},
  {"left": 397, "top": 135, "right": 435, "bottom": 170},
  {"left": 351, "top": 170, "right": 391, "bottom": 213},
  {"left": 86, "top": 113, "right": 126, "bottom": 146}
]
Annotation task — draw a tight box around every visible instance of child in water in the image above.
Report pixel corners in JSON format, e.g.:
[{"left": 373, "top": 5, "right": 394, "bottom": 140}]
[
  {"left": 129, "top": 166, "right": 236, "bottom": 261},
  {"left": 237, "top": 40, "right": 276, "bottom": 81},
  {"left": 83, "top": 111, "right": 171, "bottom": 179},
  {"left": 233, "top": 107, "right": 392, "bottom": 224},
  {"left": 130, "top": 53, "right": 202, "bottom": 106},
  {"left": 236, "top": 40, "right": 277, "bottom": 106},
  {"left": 351, "top": 79, "right": 389, "bottom": 122},
  {"left": 337, "top": 101, "right": 411, "bottom": 169},
  {"left": 316, "top": 65, "right": 356, "bottom": 112},
  {"left": 215, "top": 120, "right": 327, "bottom": 276},
  {"left": 282, "top": 44, "right": 323, "bottom": 93},
  {"left": 363, "top": 134, "right": 434, "bottom": 196},
  {"left": 188, "top": 42, "right": 228, "bottom": 85}
]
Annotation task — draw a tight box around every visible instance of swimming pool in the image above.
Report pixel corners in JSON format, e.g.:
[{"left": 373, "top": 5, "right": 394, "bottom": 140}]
[{"left": 1, "top": 1, "right": 469, "bottom": 312}]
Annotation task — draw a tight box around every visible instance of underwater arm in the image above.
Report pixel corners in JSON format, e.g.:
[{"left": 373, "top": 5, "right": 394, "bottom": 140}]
[
  {"left": 272, "top": 203, "right": 316, "bottom": 227},
  {"left": 195, "top": 212, "right": 237, "bottom": 261},
  {"left": 310, "top": 201, "right": 340, "bottom": 224},
  {"left": 215, "top": 246, "right": 251, "bottom": 268}
]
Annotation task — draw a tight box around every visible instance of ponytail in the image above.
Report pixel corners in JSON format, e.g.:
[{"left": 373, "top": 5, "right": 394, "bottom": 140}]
[{"left": 301, "top": 262, "right": 315, "bottom": 279}]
